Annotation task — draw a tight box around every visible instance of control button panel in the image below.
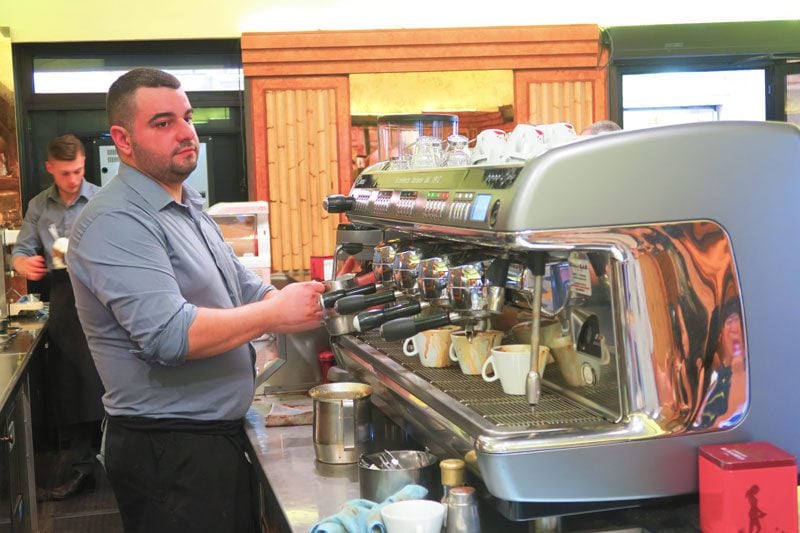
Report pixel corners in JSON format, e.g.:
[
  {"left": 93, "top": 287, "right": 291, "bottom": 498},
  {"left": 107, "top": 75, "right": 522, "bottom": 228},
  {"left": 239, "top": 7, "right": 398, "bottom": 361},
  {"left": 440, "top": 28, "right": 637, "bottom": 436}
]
[
  {"left": 374, "top": 190, "right": 393, "bottom": 215},
  {"left": 483, "top": 167, "right": 521, "bottom": 189},
  {"left": 353, "top": 192, "right": 372, "bottom": 213},
  {"left": 449, "top": 192, "right": 475, "bottom": 221},
  {"left": 423, "top": 191, "right": 449, "bottom": 220},
  {"left": 397, "top": 191, "right": 417, "bottom": 216}
]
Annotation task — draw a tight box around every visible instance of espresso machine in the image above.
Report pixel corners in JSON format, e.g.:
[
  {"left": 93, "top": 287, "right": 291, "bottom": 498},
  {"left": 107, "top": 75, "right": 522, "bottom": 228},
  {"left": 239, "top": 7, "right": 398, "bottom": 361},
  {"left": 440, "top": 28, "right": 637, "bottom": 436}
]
[{"left": 322, "top": 121, "right": 800, "bottom": 518}]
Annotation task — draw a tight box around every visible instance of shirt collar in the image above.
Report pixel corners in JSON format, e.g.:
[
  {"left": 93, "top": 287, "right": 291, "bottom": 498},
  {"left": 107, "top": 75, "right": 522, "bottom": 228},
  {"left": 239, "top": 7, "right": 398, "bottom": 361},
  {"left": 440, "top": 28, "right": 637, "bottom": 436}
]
[
  {"left": 46, "top": 179, "right": 96, "bottom": 205},
  {"left": 117, "top": 162, "right": 203, "bottom": 212}
]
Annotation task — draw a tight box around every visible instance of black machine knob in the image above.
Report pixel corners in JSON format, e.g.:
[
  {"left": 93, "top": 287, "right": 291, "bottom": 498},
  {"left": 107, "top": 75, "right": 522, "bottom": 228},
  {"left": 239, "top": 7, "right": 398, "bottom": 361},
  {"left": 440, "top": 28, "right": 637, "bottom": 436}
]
[
  {"left": 320, "top": 283, "right": 378, "bottom": 309},
  {"left": 323, "top": 195, "right": 356, "bottom": 213},
  {"left": 380, "top": 311, "right": 457, "bottom": 342},
  {"left": 354, "top": 301, "right": 425, "bottom": 332},
  {"left": 335, "top": 291, "right": 399, "bottom": 315}
]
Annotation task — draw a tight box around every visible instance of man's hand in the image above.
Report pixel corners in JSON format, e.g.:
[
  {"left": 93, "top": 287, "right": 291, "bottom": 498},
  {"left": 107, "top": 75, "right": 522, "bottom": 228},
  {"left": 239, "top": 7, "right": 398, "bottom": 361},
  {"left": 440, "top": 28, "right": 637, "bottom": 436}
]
[
  {"left": 13, "top": 255, "right": 48, "bottom": 281},
  {"left": 267, "top": 281, "right": 326, "bottom": 332}
]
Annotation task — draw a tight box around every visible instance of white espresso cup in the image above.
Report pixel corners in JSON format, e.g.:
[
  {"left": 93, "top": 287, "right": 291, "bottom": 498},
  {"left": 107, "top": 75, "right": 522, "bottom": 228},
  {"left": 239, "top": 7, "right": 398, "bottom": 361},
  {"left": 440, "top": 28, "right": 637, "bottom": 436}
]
[
  {"left": 402, "top": 325, "right": 461, "bottom": 367},
  {"left": 481, "top": 344, "right": 552, "bottom": 395},
  {"left": 540, "top": 122, "right": 577, "bottom": 148},
  {"left": 448, "top": 329, "right": 504, "bottom": 375},
  {"left": 505, "top": 123, "right": 547, "bottom": 161},
  {"left": 472, "top": 128, "right": 508, "bottom": 165},
  {"left": 380, "top": 499, "right": 445, "bottom": 533}
]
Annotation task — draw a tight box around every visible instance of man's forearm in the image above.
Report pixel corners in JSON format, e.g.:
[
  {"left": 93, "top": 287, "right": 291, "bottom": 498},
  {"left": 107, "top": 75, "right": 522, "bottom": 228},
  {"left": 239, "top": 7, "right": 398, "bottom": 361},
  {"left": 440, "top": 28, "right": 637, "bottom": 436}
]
[{"left": 185, "top": 301, "right": 273, "bottom": 360}]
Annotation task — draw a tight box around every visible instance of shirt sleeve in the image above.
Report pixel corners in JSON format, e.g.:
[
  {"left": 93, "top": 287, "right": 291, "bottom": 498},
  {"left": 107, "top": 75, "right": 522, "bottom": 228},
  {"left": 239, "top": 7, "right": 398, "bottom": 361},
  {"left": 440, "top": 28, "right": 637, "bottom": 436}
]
[
  {"left": 68, "top": 209, "right": 196, "bottom": 366},
  {"left": 11, "top": 197, "right": 44, "bottom": 260}
]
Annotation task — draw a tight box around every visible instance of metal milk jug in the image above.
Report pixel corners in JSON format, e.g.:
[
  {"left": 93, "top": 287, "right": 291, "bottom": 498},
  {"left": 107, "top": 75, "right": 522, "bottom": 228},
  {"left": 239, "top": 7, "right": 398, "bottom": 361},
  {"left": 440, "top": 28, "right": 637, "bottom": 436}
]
[{"left": 309, "top": 382, "right": 373, "bottom": 464}]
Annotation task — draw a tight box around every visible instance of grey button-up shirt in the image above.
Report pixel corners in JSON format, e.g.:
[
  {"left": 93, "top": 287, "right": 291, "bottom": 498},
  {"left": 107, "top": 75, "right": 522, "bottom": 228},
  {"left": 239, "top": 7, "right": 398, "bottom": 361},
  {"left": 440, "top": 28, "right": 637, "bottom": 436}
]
[
  {"left": 67, "top": 163, "right": 272, "bottom": 421},
  {"left": 12, "top": 180, "right": 100, "bottom": 269}
]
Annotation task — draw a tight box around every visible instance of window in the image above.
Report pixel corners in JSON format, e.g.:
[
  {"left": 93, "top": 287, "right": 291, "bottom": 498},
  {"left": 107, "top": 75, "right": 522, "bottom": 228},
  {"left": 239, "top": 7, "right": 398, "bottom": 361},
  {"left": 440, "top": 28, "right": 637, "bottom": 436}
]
[
  {"left": 621, "top": 70, "right": 766, "bottom": 130},
  {"left": 33, "top": 58, "right": 243, "bottom": 94}
]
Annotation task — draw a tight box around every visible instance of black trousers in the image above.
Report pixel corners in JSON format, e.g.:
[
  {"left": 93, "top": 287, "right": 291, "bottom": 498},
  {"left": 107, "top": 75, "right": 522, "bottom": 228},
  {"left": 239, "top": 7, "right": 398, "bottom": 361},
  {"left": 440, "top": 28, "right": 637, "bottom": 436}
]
[{"left": 104, "top": 417, "right": 259, "bottom": 533}]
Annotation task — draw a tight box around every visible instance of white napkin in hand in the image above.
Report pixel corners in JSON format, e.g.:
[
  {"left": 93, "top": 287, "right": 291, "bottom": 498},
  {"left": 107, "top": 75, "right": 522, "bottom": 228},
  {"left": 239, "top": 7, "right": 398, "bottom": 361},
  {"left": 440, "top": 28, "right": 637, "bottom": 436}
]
[{"left": 52, "top": 237, "right": 69, "bottom": 269}]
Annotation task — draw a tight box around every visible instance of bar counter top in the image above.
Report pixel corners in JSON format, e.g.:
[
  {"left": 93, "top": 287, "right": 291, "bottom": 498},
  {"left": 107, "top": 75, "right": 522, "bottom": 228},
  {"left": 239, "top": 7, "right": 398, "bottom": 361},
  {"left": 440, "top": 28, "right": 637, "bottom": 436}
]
[
  {"left": 0, "top": 316, "right": 46, "bottom": 412},
  {"left": 243, "top": 395, "right": 710, "bottom": 533},
  {"left": 245, "top": 402, "right": 360, "bottom": 532}
]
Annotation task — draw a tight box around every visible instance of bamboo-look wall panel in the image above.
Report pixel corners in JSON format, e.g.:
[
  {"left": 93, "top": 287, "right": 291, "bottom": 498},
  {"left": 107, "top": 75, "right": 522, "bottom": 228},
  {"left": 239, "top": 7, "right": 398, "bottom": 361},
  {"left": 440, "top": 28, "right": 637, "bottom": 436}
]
[
  {"left": 529, "top": 80, "right": 594, "bottom": 130},
  {"left": 514, "top": 69, "right": 607, "bottom": 133},
  {"left": 263, "top": 87, "right": 340, "bottom": 277}
]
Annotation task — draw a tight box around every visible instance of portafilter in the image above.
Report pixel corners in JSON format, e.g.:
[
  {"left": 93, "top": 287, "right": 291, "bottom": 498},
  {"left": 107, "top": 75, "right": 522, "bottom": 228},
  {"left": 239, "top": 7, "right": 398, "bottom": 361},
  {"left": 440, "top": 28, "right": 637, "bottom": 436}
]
[
  {"left": 372, "top": 244, "right": 397, "bottom": 286},
  {"left": 392, "top": 248, "right": 425, "bottom": 295},
  {"left": 416, "top": 256, "right": 451, "bottom": 305},
  {"left": 447, "top": 257, "right": 509, "bottom": 317},
  {"left": 379, "top": 257, "right": 509, "bottom": 341}
]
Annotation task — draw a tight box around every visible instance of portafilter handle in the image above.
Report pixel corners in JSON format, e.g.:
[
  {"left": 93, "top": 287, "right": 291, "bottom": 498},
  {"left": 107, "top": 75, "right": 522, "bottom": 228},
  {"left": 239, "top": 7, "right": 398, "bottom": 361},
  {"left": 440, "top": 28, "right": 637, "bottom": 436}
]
[
  {"left": 354, "top": 301, "right": 429, "bottom": 332},
  {"left": 334, "top": 290, "right": 402, "bottom": 315},
  {"left": 380, "top": 311, "right": 461, "bottom": 342},
  {"left": 323, "top": 194, "right": 356, "bottom": 213},
  {"left": 320, "top": 283, "right": 381, "bottom": 309}
]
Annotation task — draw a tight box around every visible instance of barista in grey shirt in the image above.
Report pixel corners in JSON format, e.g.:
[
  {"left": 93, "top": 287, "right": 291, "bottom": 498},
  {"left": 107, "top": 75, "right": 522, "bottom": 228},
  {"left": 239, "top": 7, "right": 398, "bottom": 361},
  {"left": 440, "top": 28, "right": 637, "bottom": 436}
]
[
  {"left": 67, "top": 68, "right": 324, "bottom": 533},
  {"left": 13, "top": 134, "right": 104, "bottom": 501},
  {"left": 68, "top": 163, "right": 266, "bottom": 420}
]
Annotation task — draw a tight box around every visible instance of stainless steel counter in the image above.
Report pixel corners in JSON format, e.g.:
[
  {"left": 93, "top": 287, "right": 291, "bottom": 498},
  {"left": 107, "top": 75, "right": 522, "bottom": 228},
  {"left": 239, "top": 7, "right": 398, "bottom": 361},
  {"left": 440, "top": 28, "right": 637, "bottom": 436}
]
[
  {"left": 0, "top": 316, "right": 45, "bottom": 533},
  {"left": 244, "top": 396, "right": 708, "bottom": 532},
  {"left": 244, "top": 403, "right": 360, "bottom": 532},
  {"left": 0, "top": 318, "right": 46, "bottom": 411}
]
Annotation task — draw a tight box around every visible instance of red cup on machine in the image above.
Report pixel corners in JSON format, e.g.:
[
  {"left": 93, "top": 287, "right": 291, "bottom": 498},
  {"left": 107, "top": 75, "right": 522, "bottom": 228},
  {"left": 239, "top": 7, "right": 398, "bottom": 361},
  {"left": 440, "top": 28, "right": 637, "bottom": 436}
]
[
  {"left": 310, "top": 256, "right": 333, "bottom": 281},
  {"left": 318, "top": 350, "right": 335, "bottom": 384}
]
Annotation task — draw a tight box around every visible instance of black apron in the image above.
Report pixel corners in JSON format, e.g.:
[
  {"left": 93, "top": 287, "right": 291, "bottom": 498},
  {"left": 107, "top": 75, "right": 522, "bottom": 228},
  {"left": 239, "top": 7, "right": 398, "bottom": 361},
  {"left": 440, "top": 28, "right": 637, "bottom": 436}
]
[{"left": 46, "top": 268, "right": 105, "bottom": 426}]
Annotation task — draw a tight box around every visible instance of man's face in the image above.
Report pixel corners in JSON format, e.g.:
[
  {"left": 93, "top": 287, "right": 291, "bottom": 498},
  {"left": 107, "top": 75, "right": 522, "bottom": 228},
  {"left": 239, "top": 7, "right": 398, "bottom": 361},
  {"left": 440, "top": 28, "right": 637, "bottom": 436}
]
[
  {"left": 128, "top": 86, "right": 199, "bottom": 185},
  {"left": 46, "top": 155, "right": 85, "bottom": 197}
]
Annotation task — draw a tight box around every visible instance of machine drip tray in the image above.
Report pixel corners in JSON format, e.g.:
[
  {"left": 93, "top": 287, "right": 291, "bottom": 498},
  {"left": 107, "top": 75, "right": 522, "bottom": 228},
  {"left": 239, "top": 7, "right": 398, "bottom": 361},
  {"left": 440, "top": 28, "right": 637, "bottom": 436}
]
[{"left": 352, "top": 331, "right": 606, "bottom": 430}]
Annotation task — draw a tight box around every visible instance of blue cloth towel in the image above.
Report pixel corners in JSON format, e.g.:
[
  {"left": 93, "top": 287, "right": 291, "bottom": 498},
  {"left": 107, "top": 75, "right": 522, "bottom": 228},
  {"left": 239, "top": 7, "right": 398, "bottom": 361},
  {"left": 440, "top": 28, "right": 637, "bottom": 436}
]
[{"left": 310, "top": 484, "right": 429, "bottom": 533}]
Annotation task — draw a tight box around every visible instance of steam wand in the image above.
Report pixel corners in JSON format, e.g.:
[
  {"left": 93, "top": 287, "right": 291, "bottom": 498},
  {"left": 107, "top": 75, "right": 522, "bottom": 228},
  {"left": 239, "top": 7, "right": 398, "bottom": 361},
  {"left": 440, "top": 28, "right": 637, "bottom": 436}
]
[{"left": 525, "top": 251, "right": 547, "bottom": 410}]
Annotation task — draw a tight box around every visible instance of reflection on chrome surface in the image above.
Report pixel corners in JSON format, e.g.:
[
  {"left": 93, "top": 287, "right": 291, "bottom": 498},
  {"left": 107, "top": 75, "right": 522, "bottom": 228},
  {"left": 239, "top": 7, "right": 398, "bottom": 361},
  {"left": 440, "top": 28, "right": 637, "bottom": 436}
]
[
  {"left": 614, "top": 221, "right": 746, "bottom": 432},
  {"left": 520, "top": 219, "right": 747, "bottom": 435}
]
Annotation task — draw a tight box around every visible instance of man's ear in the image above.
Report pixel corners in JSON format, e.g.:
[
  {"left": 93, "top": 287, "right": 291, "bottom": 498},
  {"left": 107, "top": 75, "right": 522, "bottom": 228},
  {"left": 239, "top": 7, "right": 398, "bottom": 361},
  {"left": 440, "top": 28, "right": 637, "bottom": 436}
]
[
  {"left": 44, "top": 160, "right": 54, "bottom": 176},
  {"left": 110, "top": 125, "right": 133, "bottom": 157}
]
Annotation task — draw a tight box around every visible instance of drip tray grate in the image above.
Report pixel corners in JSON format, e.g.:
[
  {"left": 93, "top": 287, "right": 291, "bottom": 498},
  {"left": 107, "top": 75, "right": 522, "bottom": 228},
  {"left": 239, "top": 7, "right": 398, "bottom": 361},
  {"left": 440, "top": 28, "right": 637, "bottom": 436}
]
[{"left": 355, "top": 331, "right": 607, "bottom": 429}]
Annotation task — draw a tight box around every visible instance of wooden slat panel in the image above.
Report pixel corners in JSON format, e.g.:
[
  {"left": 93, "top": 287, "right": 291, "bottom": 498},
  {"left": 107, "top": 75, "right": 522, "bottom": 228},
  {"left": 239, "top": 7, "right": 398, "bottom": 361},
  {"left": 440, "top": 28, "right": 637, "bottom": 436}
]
[
  {"left": 528, "top": 81, "right": 594, "bottom": 129},
  {"left": 249, "top": 77, "right": 350, "bottom": 278},
  {"left": 242, "top": 40, "right": 597, "bottom": 64},
  {"left": 244, "top": 55, "right": 599, "bottom": 77},
  {"left": 242, "top": 25, "right": 600, "bottom": 50},
  {"left": 514, "top": 69, "right": 607, "bottom": 134},
  {"left": 242, "top": 25, "right": 601, "bottom": 77}
]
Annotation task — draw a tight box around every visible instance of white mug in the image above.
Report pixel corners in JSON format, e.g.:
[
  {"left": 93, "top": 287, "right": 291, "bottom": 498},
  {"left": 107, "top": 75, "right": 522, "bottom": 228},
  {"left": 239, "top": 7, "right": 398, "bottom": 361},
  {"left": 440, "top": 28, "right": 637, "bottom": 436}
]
[
  {"left": 472, "top": 128, "right": 508, "bottom": 165},
  {"left": 539, "top": 122, "right": 577, "bottom": 148},
  {"left": 380, "top": 499, "right": 445, "bottom": 533},
  {"left": 481, "top": 344, "right": 551, "bottom": 395},
  {"left": 505, "top": 123, "right": 547, "bottom": 161},
  {"left": 448, "top": 330, "right": 504, "bottom": 375},
  {"left": 402, "top": 325, "right": 460, "bottom": 367},
  {"left": 549, "top": 333, "right": 611, "bottom": 387}
]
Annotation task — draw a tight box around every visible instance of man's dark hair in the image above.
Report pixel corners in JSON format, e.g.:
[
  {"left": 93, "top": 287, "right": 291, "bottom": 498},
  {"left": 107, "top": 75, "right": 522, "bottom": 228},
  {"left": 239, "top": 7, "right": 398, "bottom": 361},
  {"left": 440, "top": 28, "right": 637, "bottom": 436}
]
[
  {"left": 47, "top": 134, "right": 85, "bottom": 161},
  {"left": 581, "top": 120, "right": 622, "bottom": 136},
  {"left": 106, "top": 68, "right": 182, "bottom": 130}
]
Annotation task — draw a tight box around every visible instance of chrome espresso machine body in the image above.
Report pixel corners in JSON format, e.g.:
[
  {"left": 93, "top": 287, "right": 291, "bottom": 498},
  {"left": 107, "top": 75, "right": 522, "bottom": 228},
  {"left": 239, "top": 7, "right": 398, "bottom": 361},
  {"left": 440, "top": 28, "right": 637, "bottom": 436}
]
[{"left": 323, "top": 122, "right": 800, "bottom": 512}]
